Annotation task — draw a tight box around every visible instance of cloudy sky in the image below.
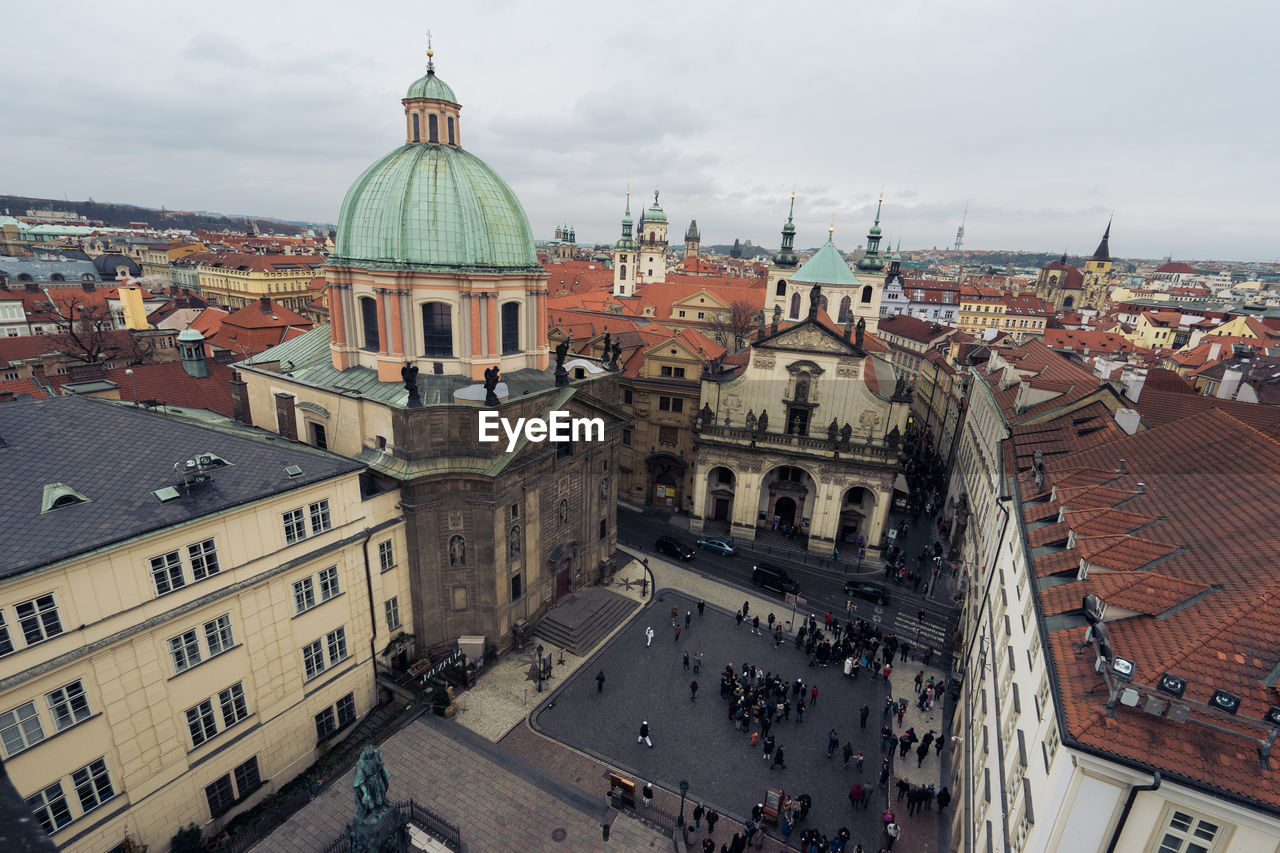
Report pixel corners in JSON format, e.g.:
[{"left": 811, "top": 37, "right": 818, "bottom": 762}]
[{"left": 4, "top": 1, "right": 1277, "bottom": 261}]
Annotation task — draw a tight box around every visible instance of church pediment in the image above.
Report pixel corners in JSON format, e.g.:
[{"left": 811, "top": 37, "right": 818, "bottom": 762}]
[{"left": 756, "top": 319, "right": 860, "bottom": 355}]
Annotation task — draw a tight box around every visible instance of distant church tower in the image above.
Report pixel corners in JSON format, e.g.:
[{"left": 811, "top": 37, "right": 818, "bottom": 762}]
[
  {"left": 1082, "top": 218, "right": 1114, "bottom": 309},
  {"left": 637, "top": 191, "right": 668, "bottom": 283},
  {"left": 612, "top": 190, "right": 638, "bottom": 297},
  {"left": 856, "top": 191, "right": 886, "bottom": 272},
  {"left": 766, "top": 192, "right": 800, "bottom": 316},
  {"left": 684, "top": 219, "right": 700, "bottom": 259}
]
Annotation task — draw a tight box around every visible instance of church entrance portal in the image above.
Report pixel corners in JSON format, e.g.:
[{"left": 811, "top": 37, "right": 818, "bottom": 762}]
[{"left": 774, "top": 496, "right": 797, "bottom": 528}]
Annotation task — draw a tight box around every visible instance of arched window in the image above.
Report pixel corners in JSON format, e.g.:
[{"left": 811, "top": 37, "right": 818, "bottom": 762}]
[
  {"left": 649, "top": 231, "right": 655, "bottom": 242},
  {"left": 501, "top": 302, "right": 520, "bottom": 354},
  {"left": 776, "top": 280, "right": 786, "bottom": 296},
  {"left": 861, "top": 285, "right": 873, "bottom": 304},
  {"left": 428, "top": 114, "right": 439, "bottom": 143},
  {"left": 16, "top": 274, "right": 32, "bottom": 283},
  {"left": 447, "top": 116, "right": 455, "bottom": 145},
  {"left": 790, "top": 292, "right": 801, "bottom": 319},
  {"left": 422, "top": 302, "right": 452, "bottom": 356},
  {"left": 1064, "top": 295, "right": 1075, "bottom": 308},
  {"left": 81, "top": 274, "right": 95, "bottom": 282},
  {"left": 620, "top": 264, "right": 627, "bottom": 281},
  {"left": 360, "top": 296, "right": 380, "bottom": 351},
  {"left": 50, "top": 273, "right": 64, "bottom": 282},
  {"left": 839, "top": 295, "right": 851, "bottom": 321},
  {"left": 412, "top": 114, "right": 420, "bottom": 142}
]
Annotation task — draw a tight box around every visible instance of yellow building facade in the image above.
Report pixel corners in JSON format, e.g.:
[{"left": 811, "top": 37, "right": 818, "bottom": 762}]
[
  {"left": 0, "top": 395, "right": 406, "bottom": 852},
  {"left": 197, "top": 254, "right": 327, "bottom": 313}
]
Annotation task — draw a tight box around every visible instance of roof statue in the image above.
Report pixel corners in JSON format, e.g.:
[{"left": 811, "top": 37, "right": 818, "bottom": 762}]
[
  {"left": 352, "top": 745, "right": 390, "bottom": 821},
  {"left": 808, "top": 283, "right": 822, "bottom": 319},
  {"left": 855, "top": 316, "right": 866, "bottom": 350},
  {"left": 401, "top": 362, "right": 421, "bottom": 407},
  {"left": 483, "top": 364, "right": 501, "bottom": 407}
]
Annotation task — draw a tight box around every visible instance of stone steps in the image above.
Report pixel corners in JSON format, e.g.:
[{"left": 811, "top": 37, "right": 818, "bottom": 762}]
[{"left": 535, "top": 589, "right": 638, "bottom": 656}]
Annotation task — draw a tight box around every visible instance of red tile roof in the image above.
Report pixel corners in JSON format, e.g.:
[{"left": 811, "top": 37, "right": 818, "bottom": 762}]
[{"left": 0, "top": 378, "right": 48, "bottom": 399}]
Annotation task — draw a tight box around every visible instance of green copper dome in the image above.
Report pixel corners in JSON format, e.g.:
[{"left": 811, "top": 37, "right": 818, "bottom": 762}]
[
  {"left": 643, "top": 203, "right": 668, "bottom": 224},
  {"left": 332, "top": 144, "right": 540, "bottom": 273},
  {"left": 405, "top": 70, "right": 458, "bottom": 103}
]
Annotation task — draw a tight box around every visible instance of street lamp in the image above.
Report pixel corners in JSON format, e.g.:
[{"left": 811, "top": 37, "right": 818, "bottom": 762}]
[
  {"left": 536, "top": 644, "right": 544, "bottom": 693},
  {"left": 676, "top": 779, "right": 689, "bottom": 829},
  {"left": 125, "top": 368, "right": 137, "bottom": 405}
]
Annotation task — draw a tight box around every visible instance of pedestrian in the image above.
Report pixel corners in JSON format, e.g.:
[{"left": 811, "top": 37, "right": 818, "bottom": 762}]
[
  {"left": 917, "top": 741, "right": 929, "bottom": 767},
  {"left": 860, "top": 704, "right": 870, "bottom": 728},
  {"left": 637, "top": 720, "right": 652, "bottom": 747},
  {"left": 810, "top": 685, "right": 819, "bottom": 706},
  {"left": 762, "top": 734, "right": 775, "bottom": 760},
  {"left": 683, "top": 650, "right": 690, "bottom": 671},
  {"left": 923, "top": 646, "right": 934, "bottom": 666},
  {"left": 706, "top": 807, "right": 719, "bottom": 835},
  {"left": 736, "top": 610, "right": 744, "bottom": 628},
  {"left": 595, "top": 670, "right": 605, "bottom": 693},
  {"left": 849, "top": 781, "right": 864, "bottom": 809},
  {"left": 842, "top": 741, "right": 853, "bottom": 765},
  {"left": 935, "top": 735, "right": 945, "bottom": 756},
  {"left": 752, "top": 615, "right": 760, "bottom": 635},
  {"left": 743, "top": 600, "right": 750, "bottom": 618},
  {"left": 771, "top": 745, "right": 786, "bottom": 769},
  {"left": 796, "top": 699, "right": 805, "bottom": 723},
  {"left": 886, "top": 821, "right": 900, "bottom": 849},
  {"left": 781, "top": 814, "right": 793, "bottom": 846},
  {"left": 645, "top": 626, "right": 654, "bottom": 647},
  {"left": 827, "top": 729, "right": 839, "bottom": 758},
  {"left": 671, "top": 606, "right": 679, "bottom": 623},
  {"left": 937, "top": 786, "right": 952, "bottom": 812},
  {"left": 856, "top": 750, "right": 864, "bottom": 771},
  {"left": 694, "top": 651, "right": 703, "bottom": 674},
  {"left": 698, "top": 599, "right": 706, "bottom": 617},
  {"left": 896, "top": 778, "right": 910, "bottom": 801},
  {"left": 768, "top": 613, "right": 776, "bottom": 631},
  {"left": 642, "top": 781, "right": 653, "bottom": 808},
  {"left": 685, "top": 610, "right": 692, "bottom": 629},
  {"left": 701, "top": 839, "right": 715, "bottom": 853},
  {"left": 914, "top": 671, "right": 924, "bottom": 692},
  {"left": 674, "top": 624, "right": 682, "bottom": 642},
  {"left": 690, "top": 679, "right": 700, "bottom": 701},
  {"left": 692, "top": 802, "right": 704, "bottom": 830}
]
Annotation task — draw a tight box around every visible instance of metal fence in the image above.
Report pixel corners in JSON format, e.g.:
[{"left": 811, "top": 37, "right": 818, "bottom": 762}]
[{"left": 315, "top": 800, "right": 461, "bottom": 853}]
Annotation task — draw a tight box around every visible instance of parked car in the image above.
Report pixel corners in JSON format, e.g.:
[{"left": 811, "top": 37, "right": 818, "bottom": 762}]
[
  {"left": 696, "top": 536, "right": 736, "bottom": 557},
  {"left": 751, "top": 562, "right": 799, "bottom": 595},
  {"left": 655, "top": 535, "right": 695, "bottom": 561},
  {"left": 844, "top": 580, "right": 891, "bottom": 606}
]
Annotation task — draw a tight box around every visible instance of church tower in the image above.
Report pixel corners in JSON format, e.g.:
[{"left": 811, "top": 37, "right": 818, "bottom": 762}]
[
  {"left": 612, "top": 189, "right": 638, "bottom": 297},
  {"left": 684, "top": 219, "right": 700, "bottom": 259},
  {"left": 637, "top": 191, "right": 668, "bottom": 283},
  {"left": 766, "top": 192, "right": 800, "bottom": 316},
  {"left": 1082, "top": 218, "right": 1114, "bottom": 309},
  {"left": 856, "top": 191, "right": 886, "bottom": 272}
]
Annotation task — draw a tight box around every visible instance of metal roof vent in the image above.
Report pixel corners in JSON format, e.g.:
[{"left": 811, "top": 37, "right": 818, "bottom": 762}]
[
  {"left": 152, "top": 486, "right": 181, "bottom": 503},
  {"left": 284, "top": 465, "right": 303, "bottom": 478},
  {"left": 41, "top": 483, "right": 90, "bottom": 513}
]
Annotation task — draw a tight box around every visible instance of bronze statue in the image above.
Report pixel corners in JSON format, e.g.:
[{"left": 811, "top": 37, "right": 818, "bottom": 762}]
[
  {"left": 808, "top": 283, "right": 822, "bottom": 318},
  {"left": 483, "top": 364, "right": 501, "bottom": 406},
  {"left": 400, "top": 362, "right": 419, "bottom": 394},
  {"left": 352, "top": 745, "right": 390, "bottom": 822},
  {"left": 601, "top": 331, "right": 612, "bottom": 360},
  {"left": 554, "top": 337, "right": 571, "bottom": 371}
]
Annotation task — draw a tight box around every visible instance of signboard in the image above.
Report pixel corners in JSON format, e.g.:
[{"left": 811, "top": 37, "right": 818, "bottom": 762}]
[
  {"left": 784, "top": 593, "right": 796, "bottom": 606},
  {"left": 422, "top": 648, "right": 464, "bottom": 682},
  {"left": 887, "top": 528, "right": 898, "bottom": 540}
]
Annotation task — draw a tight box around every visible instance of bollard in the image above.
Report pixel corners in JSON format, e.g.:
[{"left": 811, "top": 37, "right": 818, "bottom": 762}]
[{"left": 602, "top": 823, "right": 610, "bottom": 842}]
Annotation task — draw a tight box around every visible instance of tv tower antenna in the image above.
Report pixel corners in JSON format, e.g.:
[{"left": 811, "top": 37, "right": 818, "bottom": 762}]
[{"left": 954, "top": 203, "right": 968, "bottom": 253}]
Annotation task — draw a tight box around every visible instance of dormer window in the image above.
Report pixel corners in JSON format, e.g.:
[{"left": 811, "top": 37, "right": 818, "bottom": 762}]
[{"left": 41, "top": 483, "right": 90, "bottom": 513}]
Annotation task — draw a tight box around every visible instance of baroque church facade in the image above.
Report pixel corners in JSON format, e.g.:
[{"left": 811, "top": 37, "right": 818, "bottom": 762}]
[
  {"left": 690, "top": 289, "right": 912, "bottom": 554},
  {"left": 238, "top": 54, "right": 625, "bottom": 654}
]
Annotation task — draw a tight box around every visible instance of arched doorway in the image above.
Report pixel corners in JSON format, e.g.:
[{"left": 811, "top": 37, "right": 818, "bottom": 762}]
[
  {"left": 646, "top": 452, "right": 687, "bottom": 509},
  {"left": 704, "top": 466, "right": 736, "bottom": 531},
  {"left": 774, "top": 496, "right": 798, "bottom": 527},
  {"left": 839, "top": 486, "right": 876, "bottom": 544}
]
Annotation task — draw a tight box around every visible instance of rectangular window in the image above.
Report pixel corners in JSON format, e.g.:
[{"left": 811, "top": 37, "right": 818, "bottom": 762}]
[
  {"left": 315, "top": 706, "right": 337, "bottom": 740},
  {"left": 318, "top": 566, "right": 340, "bottom": 601},
  {"left": 671, "top": 397, "right": 684, "bottom": 413},
  {"left": 0, "top": 701, "right": 46, "bottom": 757},
  {"left": 188, "top": 539, "right": 220, "bottom": 581},
  {"left": 205, "top": 774, "right": 236, "bottom": 818},
  {"left": 293, "top": 577, "right": 316, "bottom": 614},
  {"left": 27, "top": 781, "right": 71, "bottom": 834},
  {"left": 186, "top": 699, "right": 217, "bottom": 747},
  {"left": 327, "top": 627, "right": 348, "bottom": 664},
  {"left": 336, "top": 693, "right": 356, "bottom": 728},
  {"left": 1035, "top": 673, "right": 1051, "bottom": 721},
  {"left": 511, "top": 573, "right": 522, "bottom": 602},
  {"left": 46, "top": 681, "right": 91, "bottom": 732},
  {"left": 659, "top": 396, "right": 671, "bottom": 411},
  {"left": 1028, "top": 630, "right": 1042, "bottom": 670},
  {"left": 1157, "top": 810, "right": 1221, "bottom": 853},
  {"left": 385, "top": 597, "right": 401, "bottom": 631},
  {"left": 303, "top": 639, "right": 325, "bottom": 679},
  {"left": 218, "top": 683, "right": 248, "bottom": 728},
  {"left": 169, "top": 629, "right": 202, "bottom": 673},
  {"left": 1042, "top": 719, "right": 1060, "bottom": 771},
  {"left": 234, "top": 756, "right": 261, "bottom": 799},
  {"left": 659, "top": 366, "right": 687, "bottom": 378},
  {"left": 451, "top": 586, "right": 467, "bottom": 612},
  {"left": 599, "top": 517, "right": 608, "bottom": 541},
  {"left": 378, "top": 540, "right": 395, "bottom": 572},
  {"left": 622, "top": 429, "right": 632, "bottom": 446},
  {"left": 282, "top": 508, "right": 306, "bottom": 544},
  {"left": 71, "top": 757, "right": 114, "bottom": 814},
  {"left": 0, "top": 612, "right": 11, "bottom": 657},
  {"left": 623, "top": 388, "right": 633, "bottom": 405},
  {"left": 205, "top": 614, "right": 234, "bottom": 657},
  {"left": 309, "top": 500, "right": 332, "bottom": 534},
  {"left": 150, "top": 551, "right": 185, "bottom": 596}
]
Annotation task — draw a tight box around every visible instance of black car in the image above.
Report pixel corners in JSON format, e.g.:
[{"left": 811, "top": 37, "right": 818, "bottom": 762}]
[
  {"left": 655, "top": 535, "right": 695, "bottom": 561},
  {"left": 752, "top": 563, "right": 799, "bottom": 595},
  {"left": 844, "top": 580, "right": 891, "bottom": 606}
]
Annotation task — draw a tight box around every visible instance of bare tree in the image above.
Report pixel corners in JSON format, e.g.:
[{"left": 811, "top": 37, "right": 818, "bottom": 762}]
[
  {"left": 705, "top": 298, "right": 759, "bottom": 353},
  {"left": 48, "top": 301, "right": 153, "bottom": 365}
]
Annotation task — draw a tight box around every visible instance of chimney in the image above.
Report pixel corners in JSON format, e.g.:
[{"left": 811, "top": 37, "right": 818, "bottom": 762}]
[
  {"left": 1136, "top": 482, "right": 1146, "bottom": 495},
  {"left": 274, "top": 391, "right": 298, "bottom": 440},
  {"left": 0, "top": 391, "right": 13, "bottom": 403},
  {"left": 230, "top": 370, "right": 252, "bottom": 425},
  {"left": 31, "top": 363, "right": 47, "bottom": 387},
  {"left": 1114, "top": 407, "right": 1142, "bottom": 435},
  {"left": 260, "top": 296, "right": 272, "bottom": 313},
  {"left": 1118, "top": 458, "right": 1126, "bottom": 473}
]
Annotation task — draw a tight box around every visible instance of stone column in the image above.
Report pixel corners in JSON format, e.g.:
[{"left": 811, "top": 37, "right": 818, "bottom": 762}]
[{"left": 387, "top": 286, "right": 404, "bottom": 357}]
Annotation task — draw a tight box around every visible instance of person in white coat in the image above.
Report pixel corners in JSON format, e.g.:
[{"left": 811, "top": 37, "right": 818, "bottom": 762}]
[{"left": 645, "top": 626, "right": 654, "bottom": 647}]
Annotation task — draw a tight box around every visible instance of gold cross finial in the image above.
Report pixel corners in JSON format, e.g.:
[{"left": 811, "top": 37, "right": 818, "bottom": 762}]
[
  {"left": 426, "top": 30, "right": 435, "bottom": 70},
  {"left": 829, "top": 213, "right": 835, "bottom": 235},
  {"left": 879, "top": 184, "right": 885, "bottom": 203}
]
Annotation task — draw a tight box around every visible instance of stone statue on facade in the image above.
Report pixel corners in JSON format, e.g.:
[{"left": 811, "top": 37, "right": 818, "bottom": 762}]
[
  {"left": 756, "top": 309, "right": 767, "bottom": 337},
  {"left": 610, "top": 340, "right": 623, "bottom": 369},
  {"left": 828, "top": 418, "right": 839, "bottom": 442},
  {"left": 554, "top": 337, "right": 571, "bottom": 386},
  {"left": 840, "top": 422, "right": 853, "bottom": 446},
  {"left": 745, "top": 409, "right": 757, "bottom": 433},
  {"left": 600, "top": 331, "right": 612, "bottom": 362},
  {"left": 401, "top": 362, "right": 421, "bottom": 407},
  {"left": 855, "top": 316, "right": 866, "bottom": 350},
  {"left": 699, "top": 403, "right": 715, "bottom": 428},
  {"left": 886, "top": 425, "right": 901, "bottom": 449},
  {"left": 757, "top": 409, "right": 769, "bottom": 434},
  {"left": 449, "top": 535, "right": 466, "bottom": 566},
  {"left": 771, "top": 304, "right": 782, "bottom": 334},
  {"left": 483, "top": 364, "right": 501, "bottom": 407},
  {"left": 808, "top": 283, "right": 822, "bottom": 319}
]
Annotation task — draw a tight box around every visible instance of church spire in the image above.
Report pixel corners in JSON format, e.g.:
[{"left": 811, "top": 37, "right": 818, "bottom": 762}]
[
  {"left": 774, "top": 191, "right": 798, "bottom": 268},
  {"left": 1091, "top": 217, "right": 1112, "bottom": 261},
  {"left": 856, "top": 189, "right": 886, "bottom": 271}
]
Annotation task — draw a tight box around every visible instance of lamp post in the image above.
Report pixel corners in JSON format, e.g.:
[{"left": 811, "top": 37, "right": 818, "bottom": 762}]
[
  {"left": 536, "top": 644, "right": 544, "bottom": 693},
  {"left": 125, "top": 368, "right": 137, "bottom": 405},
  {"left": 676, "top": 779, "right": 689, "bottom": 829}
]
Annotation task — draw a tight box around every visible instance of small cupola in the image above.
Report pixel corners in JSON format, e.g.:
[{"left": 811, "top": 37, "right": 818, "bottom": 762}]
[{"left": 402, "top": 43, "right": 462, "bottom": 147}]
